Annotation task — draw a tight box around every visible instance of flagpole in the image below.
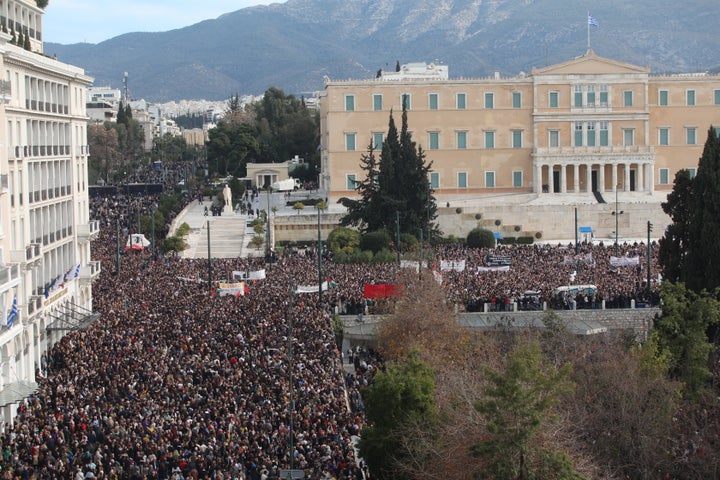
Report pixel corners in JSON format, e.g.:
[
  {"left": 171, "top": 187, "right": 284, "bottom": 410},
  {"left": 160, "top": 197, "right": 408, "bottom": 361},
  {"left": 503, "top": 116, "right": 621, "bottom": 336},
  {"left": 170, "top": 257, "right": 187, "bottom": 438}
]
[{"left": 587, "top": 11, "right": 590, "bottom": 50}]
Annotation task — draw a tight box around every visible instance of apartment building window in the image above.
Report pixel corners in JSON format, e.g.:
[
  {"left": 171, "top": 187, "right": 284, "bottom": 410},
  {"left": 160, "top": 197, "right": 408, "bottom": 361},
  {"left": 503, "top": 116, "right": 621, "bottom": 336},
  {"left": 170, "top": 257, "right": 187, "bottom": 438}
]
[
  {"left": 484, "top": 131, "right": 495, "bottom": 149},
  {"left": 345, "top": 95, "right": 355, "bottom": 111},
  {"left": 686, "top": 127, "right": 697, "bottom": 145},
  {"left": 686, "top": 89, "right": 696, "bottom": 106},
  {"left": 549, "top": 91, "right": 559, "bottom": 108},
  {"left": 485, "top": 171, "right": 495, "bottom": 188},
  {"left": 428, "top": 132, "right": 439, "bottom": 150},
  {"left": 373, "top": 132, "right": 384, "bottom": 149},
  {"left": 659, "top": 128, "right": 669, "bottom": 146},
  {"left": 599, "top": 121, "right": 609, "bottom": 146},
  {"left": 373, "top": 94, "right": 383, "bottom": 111},
  {"left": 659, "top": 89, "right": 668, "bottom": 106},
  {"left": 587, "top": 122, "right": 596, "bottom": 147},
  {"left": 512, "top": 170, "right": 523, "bottom": 187},
  {"left": 345, "top": 133, "right": 356, "bottom": 151},
  {"left": 512, "top": 91, "right": 521, "bottom": 108},
  {"left": 659, "top": 168, "right": 670, "bottom": 185},
  {"left": 587, "top": 85, "right": 596, "bottom": 106},
  {"left": 346, "top": 174, "right": 357, "bottom": 190},
  {"left": 574, "top": 85, "right": 583, "bottom": 107},
  {"left": 456, "top": 131, "right": 467, "bottom": 149},
  {"left": 623, "top": 128, "right": 634, "bottom": 146},
  {"left": 715, "top": 89, "right": 720, "bottom": 105},
  {"left": 430, "top": 172, "right": 439, "bottom": 189},
  {"left": 624, "top": 90, "right": 633, "bottom": 107},
  {"left": 599, "top": 84, "right": 609, "bottom": 106},
  {"left": 686, "top": 167, "right": 697, "bottom": 179},
  {"left": 458, "top": 172, "right": 467, "bottom": 188},
  {"left": 428, "top": 93, "right": 438, "bottom": 110},
  {"left": 512, "top": 130, "right": 522, "bottom": 148},
  {"left": 456, "top": 92, "right": 466, "bottom": 110},
  {"left": 574, "top": 122, "right": 584, "bottom": 147},
  {"left": 401, "top": 93, "right": 411, "bottom": 110},
  {"left": 484, "top": 92, "right": 494, "bottom": 109},
  {"left": 549, "top": 130, "right": 559, "bottom": 147}
]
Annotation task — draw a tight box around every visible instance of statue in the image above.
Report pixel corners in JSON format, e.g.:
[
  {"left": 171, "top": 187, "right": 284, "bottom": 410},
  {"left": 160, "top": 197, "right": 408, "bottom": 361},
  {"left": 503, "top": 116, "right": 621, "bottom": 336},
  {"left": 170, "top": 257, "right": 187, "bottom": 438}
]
[{"left": 223, "top": 184, "right": 232, "bottom": 208}]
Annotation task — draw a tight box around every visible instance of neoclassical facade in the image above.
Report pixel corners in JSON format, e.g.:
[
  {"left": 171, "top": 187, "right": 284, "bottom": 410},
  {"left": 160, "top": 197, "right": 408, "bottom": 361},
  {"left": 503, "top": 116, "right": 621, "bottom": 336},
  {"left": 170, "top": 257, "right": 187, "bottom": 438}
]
[
  {"left": 0, "top": 0, "right": 96, "bottom": 423},
  {"left": 319, "top": 50, "right": 720, "bottom": 202}
]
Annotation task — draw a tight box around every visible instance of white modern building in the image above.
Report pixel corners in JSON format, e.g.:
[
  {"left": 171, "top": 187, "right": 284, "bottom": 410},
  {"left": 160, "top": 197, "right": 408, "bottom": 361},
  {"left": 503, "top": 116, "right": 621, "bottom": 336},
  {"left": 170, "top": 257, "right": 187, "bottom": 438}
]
[{"left": 0, "top": 0, "right": 98, "bottom": 423}]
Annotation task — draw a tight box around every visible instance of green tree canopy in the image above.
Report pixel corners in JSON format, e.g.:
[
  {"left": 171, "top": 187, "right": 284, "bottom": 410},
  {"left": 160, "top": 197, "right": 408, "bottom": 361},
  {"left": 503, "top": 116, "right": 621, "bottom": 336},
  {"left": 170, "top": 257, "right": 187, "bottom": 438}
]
[
  {"left": 470, "top": 338, "right": 580, "bottom": 480},
  {"left": 359, "top": 351, "right": 437, "bottom": 480},
  {"left": 652, "top": 281, "right": 720, "bottom": 398}
]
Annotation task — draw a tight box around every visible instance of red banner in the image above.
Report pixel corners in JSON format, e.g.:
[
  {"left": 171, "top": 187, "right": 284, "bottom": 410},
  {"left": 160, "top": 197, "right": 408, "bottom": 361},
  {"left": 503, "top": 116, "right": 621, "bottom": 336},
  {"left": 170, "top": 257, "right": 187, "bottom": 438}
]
[{"left": 363, "top": 283, "right": 403, "bottom": 299}]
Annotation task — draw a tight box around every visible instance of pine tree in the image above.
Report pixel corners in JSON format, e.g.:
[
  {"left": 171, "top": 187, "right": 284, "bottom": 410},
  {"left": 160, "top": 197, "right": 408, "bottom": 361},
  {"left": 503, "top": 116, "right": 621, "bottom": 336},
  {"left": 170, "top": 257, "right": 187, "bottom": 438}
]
[{"left": 339, "top": 142, "right": 381, "bottom": 230}]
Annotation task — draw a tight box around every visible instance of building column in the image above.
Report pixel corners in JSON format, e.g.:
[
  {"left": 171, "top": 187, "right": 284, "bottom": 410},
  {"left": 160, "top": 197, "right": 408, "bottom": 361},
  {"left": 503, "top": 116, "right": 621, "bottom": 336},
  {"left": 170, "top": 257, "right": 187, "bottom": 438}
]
[
  {"left": 647, "top": 163, "right": 655, "bottom": 194},
  {"left": 624, "top": 163, "right": 631, "bottom": 191},
  {"left": 585, "top": 164, "right": 592, "bottom": 193},
  {"left": 534, "top": 163, "right": 543, "bottom": 193},
  {"left": 573, "top": 164, "right": 580, "bottom": 192},
  {"left": 599, "top": 164, "right": 605, "bottom": 193},
  {"left": 637, "top": 162, "right": 644, "bottom": 192},
  {"left": 548, "top": 164, "right": 554, "bottom": 193},
  {"left": 612, "top": 163, "right": 618, "bottom": 191},
  {"left": 560, "top": 164, "right": 567, "bottom": 193}
]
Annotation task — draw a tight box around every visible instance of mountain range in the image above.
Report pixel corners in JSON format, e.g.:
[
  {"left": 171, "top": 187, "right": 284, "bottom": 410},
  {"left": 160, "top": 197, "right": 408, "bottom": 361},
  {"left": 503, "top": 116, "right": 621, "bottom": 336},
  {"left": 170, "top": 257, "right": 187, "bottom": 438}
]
[{"left": 44, "top": 0, "right": 720, "bottom": 103}]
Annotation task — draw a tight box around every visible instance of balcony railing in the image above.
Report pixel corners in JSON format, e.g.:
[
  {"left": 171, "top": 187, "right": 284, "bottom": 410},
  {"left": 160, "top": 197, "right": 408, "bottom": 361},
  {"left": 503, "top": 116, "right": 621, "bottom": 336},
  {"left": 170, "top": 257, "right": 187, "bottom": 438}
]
[
  {"left": 9, "top": 243, "right": 42, "bottom": 265},
  {"left": 0, "top": 263, "right": 20, "bottom": 288},
  {"left": 534, "top": 145, "right": 654, "bottom": 156},
  {"left": 27, "top": 295, "right": 44, "bottom": 317},
  {"left": 77, "top": 220, "right": 100, "bottom": 242},
  {"left": 80, "top": 261, "right": 102, "bottom": 284}
]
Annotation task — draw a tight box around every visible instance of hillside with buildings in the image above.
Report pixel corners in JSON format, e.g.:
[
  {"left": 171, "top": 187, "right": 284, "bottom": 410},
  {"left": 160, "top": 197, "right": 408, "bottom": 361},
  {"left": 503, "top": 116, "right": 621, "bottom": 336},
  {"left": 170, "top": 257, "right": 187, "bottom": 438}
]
[{"left": 45, "top": 0, "right": 720, "bottom": 102}]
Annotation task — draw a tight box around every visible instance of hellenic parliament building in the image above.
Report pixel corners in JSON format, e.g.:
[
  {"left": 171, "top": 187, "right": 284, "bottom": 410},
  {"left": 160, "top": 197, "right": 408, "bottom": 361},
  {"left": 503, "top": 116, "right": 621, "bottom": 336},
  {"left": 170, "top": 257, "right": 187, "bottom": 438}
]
[{"left": 319, "top": 50, "right": 720, "bottom": 240}]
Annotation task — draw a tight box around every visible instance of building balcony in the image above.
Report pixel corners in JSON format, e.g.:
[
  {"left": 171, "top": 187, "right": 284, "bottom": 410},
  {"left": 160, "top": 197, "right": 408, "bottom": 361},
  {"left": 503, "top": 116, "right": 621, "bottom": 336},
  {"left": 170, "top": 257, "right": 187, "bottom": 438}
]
[
  {"left": 27, "top": 295, "right": 44, "bottom": 318},
  {"left": 79, "top": 261, "right": 102, "bottom": 284},
  {"left": 77, "top": 220, "right": 100, "bottom": 243},
  {"left": 9, "top": 243, "right": 42, "bottom": 266},
  {"left": 533, "top": 145, "right": 655, "bottom": 165},
  {"left": 0, "top": 263, "right": 20, "bottom": 291}
]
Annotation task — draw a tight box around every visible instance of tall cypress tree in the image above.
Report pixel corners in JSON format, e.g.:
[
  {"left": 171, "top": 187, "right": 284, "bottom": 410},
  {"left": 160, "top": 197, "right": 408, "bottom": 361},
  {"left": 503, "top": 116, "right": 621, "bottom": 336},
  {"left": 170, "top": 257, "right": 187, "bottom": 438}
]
[
  {"left": 684, "top": 126, "right": 720, "bottom": 292},
  {"left": 339, "top": 106, "right": 439, "bottom": 237}
]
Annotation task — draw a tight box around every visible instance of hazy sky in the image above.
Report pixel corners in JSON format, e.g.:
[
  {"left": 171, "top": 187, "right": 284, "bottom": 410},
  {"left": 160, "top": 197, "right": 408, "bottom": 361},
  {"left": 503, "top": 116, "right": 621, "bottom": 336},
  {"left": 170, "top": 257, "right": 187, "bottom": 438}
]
[{"left": 43, "top": 0, "right": 283, "bottom": 44}]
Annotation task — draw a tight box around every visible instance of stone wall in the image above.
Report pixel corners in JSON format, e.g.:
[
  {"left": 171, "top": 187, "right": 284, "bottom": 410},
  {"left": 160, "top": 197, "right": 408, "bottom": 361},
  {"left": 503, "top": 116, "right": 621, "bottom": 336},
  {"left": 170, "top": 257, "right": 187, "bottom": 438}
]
[{"left": 272, "top": 201, "right": 670, "bottom": 243}]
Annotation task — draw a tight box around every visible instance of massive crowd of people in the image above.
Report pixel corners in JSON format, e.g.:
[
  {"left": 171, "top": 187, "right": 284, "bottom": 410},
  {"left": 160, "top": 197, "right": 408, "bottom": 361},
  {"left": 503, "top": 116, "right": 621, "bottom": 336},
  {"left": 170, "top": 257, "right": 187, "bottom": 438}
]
[{"left": 0, "top": 185, "right": 663, "bottom": 479}]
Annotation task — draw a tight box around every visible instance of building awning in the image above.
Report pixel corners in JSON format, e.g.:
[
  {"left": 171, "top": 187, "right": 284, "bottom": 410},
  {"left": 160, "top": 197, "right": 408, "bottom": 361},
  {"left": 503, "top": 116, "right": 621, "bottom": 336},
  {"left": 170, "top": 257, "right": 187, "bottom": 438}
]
[
  {"left": 0, "top": 380, "right": 38, "bottom": 407},
  {"left": 579, "top": 226, "right": 593, "bottom": 233},
  {"left": 46, "top": 302, "right": 101, "bottom": 332},
  {"left": 493, "top": 232, "right": 503, "bottom": 239}
]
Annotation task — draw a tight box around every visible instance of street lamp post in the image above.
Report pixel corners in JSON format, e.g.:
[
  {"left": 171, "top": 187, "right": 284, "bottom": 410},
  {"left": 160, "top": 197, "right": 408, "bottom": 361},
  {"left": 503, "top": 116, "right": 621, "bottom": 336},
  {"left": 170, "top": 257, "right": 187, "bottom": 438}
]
[{"left": 611, "top": 186, "right": 624, "bottom": 253}]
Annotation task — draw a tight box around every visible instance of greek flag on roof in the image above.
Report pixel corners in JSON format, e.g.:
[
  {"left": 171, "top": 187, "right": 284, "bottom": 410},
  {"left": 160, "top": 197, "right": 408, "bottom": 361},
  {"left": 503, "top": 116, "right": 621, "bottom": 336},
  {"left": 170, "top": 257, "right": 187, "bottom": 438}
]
[{"left": 588, "top": 14, "right": 599, "bottom": 27}]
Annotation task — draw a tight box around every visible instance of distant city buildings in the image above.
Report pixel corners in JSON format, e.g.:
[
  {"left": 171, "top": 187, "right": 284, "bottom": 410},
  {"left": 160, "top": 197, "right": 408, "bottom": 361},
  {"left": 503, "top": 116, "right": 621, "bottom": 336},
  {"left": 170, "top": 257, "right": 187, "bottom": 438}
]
[{"left": 0, "top": 0, "right": 98, "bottom": 422}]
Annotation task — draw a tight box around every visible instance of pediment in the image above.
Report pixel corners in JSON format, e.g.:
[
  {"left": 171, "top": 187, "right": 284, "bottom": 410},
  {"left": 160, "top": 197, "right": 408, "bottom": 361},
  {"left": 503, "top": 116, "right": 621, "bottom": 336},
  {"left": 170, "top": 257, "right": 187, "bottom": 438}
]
[{"left": 532, "top": 50, "right": 650, "bottom": 76}]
